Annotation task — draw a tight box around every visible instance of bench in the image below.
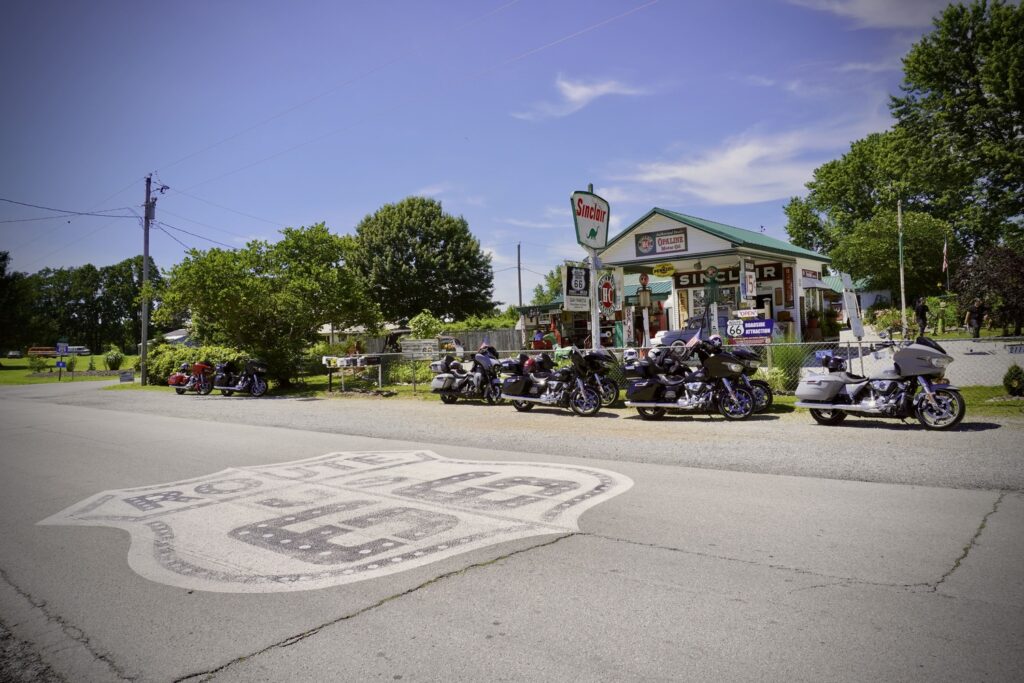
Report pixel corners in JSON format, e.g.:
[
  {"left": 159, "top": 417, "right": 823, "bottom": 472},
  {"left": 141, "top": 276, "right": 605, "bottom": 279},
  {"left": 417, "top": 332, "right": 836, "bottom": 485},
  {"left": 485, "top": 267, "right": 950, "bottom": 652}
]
[{"left": 28, "top": 346, "right": 57, "bottom": 357}]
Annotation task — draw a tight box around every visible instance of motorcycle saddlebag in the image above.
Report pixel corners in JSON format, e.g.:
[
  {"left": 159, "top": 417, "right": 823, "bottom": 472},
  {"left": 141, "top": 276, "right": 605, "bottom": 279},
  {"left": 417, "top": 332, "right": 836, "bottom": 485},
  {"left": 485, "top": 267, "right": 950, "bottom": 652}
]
[
  {"left": 502, "top": 376, "right": 528, "bottom": 396},
  {"left": 626, "top": 379, "right": 659, "bottom": 402},
  {"left": 429, "top": 360, "right": 447, "bottom": 374},
  {"left": 431, "top": 374, "right": 455, "bottom": 391},
  {"left": 795, "top": 374, "right": 846, "bottom": 401},
  {"left": 167, "top": 372, "right": 188, "bottom": 386}
]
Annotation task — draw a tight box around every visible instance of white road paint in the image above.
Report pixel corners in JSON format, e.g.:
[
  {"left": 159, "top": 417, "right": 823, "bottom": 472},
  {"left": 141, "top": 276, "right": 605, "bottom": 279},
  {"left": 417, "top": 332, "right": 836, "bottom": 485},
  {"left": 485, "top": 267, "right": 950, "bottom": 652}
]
[{"left": 39, "top": 450, "right": 633, "bottom": 593}]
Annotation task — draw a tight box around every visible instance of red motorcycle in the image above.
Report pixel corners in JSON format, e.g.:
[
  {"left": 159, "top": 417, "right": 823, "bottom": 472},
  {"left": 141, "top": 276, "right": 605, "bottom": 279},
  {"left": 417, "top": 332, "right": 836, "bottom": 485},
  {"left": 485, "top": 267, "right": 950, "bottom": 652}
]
[{"left": 167, "top": 360, "right": 214, "bottom": 395}]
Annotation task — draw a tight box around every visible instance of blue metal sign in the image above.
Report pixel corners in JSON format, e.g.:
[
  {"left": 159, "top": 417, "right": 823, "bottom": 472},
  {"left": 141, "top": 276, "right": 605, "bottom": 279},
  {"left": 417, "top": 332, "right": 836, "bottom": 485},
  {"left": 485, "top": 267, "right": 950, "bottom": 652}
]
[
  {"left": 56, "top": 343, "right": 69, "bottom": 355},
  {"left": 55, "top": 361, "right": 66, "bottom": 368},
  {"left": 741, "top": 319, "right": 774, "bottom": 338}
]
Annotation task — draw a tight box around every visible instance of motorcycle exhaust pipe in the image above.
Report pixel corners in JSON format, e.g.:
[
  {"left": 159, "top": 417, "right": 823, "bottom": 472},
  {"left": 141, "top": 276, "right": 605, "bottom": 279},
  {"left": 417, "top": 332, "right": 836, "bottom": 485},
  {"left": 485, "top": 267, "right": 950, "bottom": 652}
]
[
  {"left": 625, "top": 400, "right": 697, "bottom": 409},
  {"left": 793, "top": 401, "right": 885, "bottom": 414},
  {"left": 505, "top": 394, "right": 557, "bottom": 404}
]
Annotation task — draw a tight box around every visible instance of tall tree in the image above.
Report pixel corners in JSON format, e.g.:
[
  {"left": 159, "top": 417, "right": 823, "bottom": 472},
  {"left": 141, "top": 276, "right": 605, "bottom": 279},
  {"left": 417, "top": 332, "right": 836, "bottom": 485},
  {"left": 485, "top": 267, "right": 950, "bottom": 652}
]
[
  {"left": 951, "top": 244, "right": 1024, "bottom": 335},
  {"left": 0, "top": 252, "right": 35, "bottom": 352},
  {"left": 157, "top": 223, "right": 379, "bottom": 384},
  {"left": 829, "top": 209, "right": 952, "bottom": 301},
  {"left": 345, "top": 197, "right": 495, "bottom": 321},
  {"left": 891, "top": 0, "right": 1024, "bottom": 251},
  {"left": 530, "top": 267, "right": 562, "bottom": 305}
]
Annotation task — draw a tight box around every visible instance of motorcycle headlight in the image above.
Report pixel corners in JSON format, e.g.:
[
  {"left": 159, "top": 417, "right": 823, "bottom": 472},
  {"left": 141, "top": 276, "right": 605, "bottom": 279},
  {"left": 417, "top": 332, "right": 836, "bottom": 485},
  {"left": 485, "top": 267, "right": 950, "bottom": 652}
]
[
  {"left": 746, "top": 361, "right": 760, "bottom": 369},
  {"left": 726, "top": 362, "right": 743, "bottom": 373},
  {"left": 930, "top": 357, "right": 951, "bottom": 368}
]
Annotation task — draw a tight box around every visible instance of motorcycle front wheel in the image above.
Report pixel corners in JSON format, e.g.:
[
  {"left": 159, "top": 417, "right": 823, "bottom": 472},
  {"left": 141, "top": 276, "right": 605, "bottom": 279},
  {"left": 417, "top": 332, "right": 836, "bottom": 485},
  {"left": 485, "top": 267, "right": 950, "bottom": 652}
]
[
  {"left": 440, "top": 393, "right": 458, "bottom": 405},
  {"left": 198, "top": 377, "right": 214, "bottom": 395},
  {"left": 809, "top": 408, "right": 847, "bottom": 425},
  {"left": 749, "top": 380, "right": 773, "bottom": 413},
  {"left": 485, "top": 385, "right": 502, "bottom": 405},
  {"left": 569, "top": 387, "right": 601, "bottom": 416},
  {"left": 250, "top": 376, "right": 268, "bottom": 397},
  {"left": 174, "top": 388, "right": 186, "bottom": 395},
  {"left": 512, "top": 400, "right": 534, "bottom": 412},
  {"left": 597, "top": 378, "right": 619, "bottom": 407},
  {"left": 718, "top": 387, "right": 754, "bottom": 420},
  {"left": 637, "top": 407, "right": 666, "bottom": 420},
  {"left": 917, "top": 389, "right": 965, "bottom": 430}
]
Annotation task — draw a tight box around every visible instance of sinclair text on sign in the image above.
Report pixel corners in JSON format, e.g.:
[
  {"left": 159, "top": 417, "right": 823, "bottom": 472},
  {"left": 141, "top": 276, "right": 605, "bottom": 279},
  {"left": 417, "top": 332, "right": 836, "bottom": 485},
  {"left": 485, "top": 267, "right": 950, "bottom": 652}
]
[{"left": 570, "top": 191, "right": 610, "bottom": 251}]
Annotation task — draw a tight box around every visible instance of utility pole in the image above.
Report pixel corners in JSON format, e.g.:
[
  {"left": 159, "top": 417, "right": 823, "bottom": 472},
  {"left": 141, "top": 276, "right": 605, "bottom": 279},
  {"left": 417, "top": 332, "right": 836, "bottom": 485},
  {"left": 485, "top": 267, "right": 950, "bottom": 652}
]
[
  {"left": 517, "top": 242, "right": 522, "bottom": 308},
  {"left": 898, "top": 199, "right": 908, "bottom": 338},
  {"left": 141, "top": 174, "right": 154, "bottom": 386}
]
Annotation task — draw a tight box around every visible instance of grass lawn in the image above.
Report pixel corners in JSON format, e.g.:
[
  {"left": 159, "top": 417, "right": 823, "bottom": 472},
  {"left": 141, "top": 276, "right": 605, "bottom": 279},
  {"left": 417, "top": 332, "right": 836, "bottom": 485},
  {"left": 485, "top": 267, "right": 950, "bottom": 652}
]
[{"left": 0, "top": 355, "right": 138, "bottom": 385}]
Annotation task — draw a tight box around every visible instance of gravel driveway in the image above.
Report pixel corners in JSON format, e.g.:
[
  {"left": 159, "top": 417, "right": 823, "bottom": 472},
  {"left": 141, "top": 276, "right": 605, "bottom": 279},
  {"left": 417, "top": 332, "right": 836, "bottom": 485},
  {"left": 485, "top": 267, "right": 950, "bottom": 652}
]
[{"left": 2, "top": 380, "right": 1022, "bottom": 491}]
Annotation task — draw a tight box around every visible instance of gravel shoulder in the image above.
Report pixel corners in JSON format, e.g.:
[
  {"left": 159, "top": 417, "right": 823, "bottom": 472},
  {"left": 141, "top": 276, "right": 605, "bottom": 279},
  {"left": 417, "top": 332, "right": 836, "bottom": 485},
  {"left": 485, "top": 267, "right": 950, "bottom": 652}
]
[{"left": 1, "top": 381, "right": 1022, "bottom": 491}]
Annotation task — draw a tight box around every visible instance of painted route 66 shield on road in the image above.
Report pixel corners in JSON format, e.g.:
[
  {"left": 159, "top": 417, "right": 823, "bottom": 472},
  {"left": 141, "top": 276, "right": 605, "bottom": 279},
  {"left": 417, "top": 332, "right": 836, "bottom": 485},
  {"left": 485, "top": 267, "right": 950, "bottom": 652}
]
[{"left": 39, "top": 451, "right": 632, "bottom": 593}]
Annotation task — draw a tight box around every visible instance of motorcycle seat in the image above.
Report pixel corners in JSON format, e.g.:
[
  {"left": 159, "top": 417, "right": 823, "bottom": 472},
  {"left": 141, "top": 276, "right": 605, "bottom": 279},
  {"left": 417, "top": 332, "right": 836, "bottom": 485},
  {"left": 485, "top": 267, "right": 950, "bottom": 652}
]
[
  {"left": 530, "top": 373, "right": 551, "bottom": 383},
  {"left": 833, "top": 372, "right": 867, "bottom": 384},
  {"left": 658, "top": 375, "right": 689, "bottom": 386}
]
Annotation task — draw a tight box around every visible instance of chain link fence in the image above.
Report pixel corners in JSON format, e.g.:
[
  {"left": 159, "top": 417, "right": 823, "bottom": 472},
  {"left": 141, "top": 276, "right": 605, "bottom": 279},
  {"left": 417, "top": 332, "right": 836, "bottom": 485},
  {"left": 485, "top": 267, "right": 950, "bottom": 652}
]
[{"left": 319, "top": 337, "right": 1024, "bottom": 394}]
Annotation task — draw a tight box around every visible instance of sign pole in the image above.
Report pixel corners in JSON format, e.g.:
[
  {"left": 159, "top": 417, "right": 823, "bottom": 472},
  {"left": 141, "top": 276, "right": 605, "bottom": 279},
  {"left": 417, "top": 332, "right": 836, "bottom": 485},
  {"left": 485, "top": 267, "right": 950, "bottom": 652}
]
[{"left": 589, "top": 247, "right": 601, "bottom": 350}]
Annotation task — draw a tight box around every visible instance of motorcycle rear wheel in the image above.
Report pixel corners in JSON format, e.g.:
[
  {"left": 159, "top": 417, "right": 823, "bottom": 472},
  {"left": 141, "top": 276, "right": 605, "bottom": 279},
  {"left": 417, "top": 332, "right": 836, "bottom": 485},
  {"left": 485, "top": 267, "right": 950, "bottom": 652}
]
[
  {"left": 174, "top": 388, "right": 186, "bottom": 395},
  {"left": 512, "top": 400, "right": 534, "bottom": 412},
  {"left": 718, "top": 387, "right": 754, "bottom": 420},
  {"left": 569, "top": 387, "right": 601, "bottom": 416},
  {"left": 809, "top": 408, "right": 848, "bottom": 425},
  {"left": 637, "top": 407, "right": 666, "bottom": 420},
  {"left": 440, "top": 393, "right": 458, "bottom": 404},
  {"left": 917, "top": 389, "right": 965, "bottom": 430}
]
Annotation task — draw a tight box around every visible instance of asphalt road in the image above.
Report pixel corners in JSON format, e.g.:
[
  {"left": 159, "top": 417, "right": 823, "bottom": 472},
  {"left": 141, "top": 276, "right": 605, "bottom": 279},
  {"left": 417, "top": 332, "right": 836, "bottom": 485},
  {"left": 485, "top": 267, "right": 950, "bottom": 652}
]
[{"left": 1, "top": 382, "right": 1022, "bottom": 681}]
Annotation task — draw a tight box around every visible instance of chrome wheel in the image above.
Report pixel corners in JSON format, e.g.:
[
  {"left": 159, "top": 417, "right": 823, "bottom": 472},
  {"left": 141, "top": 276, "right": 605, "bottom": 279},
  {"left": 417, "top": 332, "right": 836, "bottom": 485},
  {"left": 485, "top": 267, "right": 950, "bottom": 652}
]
[
  {"left": 569, "top": 387, "right": 601, "bottom": 416},
  {"left": 917, "top": 389, "right": 965, "bottom": 430}
]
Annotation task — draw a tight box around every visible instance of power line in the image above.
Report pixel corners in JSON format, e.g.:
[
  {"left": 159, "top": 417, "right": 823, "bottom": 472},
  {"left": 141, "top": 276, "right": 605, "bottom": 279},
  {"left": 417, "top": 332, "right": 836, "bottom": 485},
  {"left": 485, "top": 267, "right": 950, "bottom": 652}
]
[
  {"left": 156, "top": 220, "right": 236, "bottom": 249},
  {"left": 156, "top": 226, "right": 192, "bottom": 251},
  {"left": 159, "top": 207, "right": 261, "bottom": 240},
  {"left": 168, "top": 188, "right": 286, "bottom": 227},
  {"left": 0, "top": 197, "right": 137, "bottom": 218}
]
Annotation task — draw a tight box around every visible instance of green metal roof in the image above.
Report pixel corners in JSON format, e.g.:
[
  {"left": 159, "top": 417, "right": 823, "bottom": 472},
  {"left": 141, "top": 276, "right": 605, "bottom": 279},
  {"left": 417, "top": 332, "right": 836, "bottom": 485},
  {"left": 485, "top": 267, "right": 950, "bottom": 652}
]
[
  {"left": 821, "top": 275, "right": 870, "bottom": 293},
  {"left": 604, "top": 208, "right": 830, "bottom": 263}
]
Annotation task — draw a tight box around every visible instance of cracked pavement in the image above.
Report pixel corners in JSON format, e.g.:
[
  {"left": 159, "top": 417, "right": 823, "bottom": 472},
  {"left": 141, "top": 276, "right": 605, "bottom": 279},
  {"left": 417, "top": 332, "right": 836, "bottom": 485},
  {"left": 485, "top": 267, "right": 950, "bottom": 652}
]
[{"left": 1, "top": 384, "right": 1022, "bottom": 681}]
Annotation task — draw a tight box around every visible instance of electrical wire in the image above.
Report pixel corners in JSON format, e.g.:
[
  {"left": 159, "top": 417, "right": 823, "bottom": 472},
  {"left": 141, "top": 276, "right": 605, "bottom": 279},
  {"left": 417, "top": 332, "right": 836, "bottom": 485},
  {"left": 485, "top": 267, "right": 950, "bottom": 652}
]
[
  {"left": 156, "top": 226, "right": 193, "bottom": 251},
  {"left": 0, "top": 197, "right": 137, "bottom": 218},
  {"left": 168, "top": 188, "right": 285, "bottom": 227},
  {"left": 159, "top": 207, "right": 261, "bottom": 240},
  {"left": 156, "top": 220, "right": 236, "bottom": 249}
]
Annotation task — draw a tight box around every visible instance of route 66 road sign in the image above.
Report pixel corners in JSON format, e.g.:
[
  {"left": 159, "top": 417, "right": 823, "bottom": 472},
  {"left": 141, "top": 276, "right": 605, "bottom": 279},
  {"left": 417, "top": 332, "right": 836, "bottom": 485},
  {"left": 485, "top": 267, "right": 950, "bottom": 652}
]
[{"left": 39, "top": 450, "right": 632, "bottom": 593}]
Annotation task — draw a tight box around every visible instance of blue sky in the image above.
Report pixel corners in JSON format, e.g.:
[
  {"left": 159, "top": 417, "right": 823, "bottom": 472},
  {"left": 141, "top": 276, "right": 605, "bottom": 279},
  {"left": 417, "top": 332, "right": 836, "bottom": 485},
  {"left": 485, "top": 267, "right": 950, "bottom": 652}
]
[{"left": 0, "top": 0, "right": 951, "bottom": 309}]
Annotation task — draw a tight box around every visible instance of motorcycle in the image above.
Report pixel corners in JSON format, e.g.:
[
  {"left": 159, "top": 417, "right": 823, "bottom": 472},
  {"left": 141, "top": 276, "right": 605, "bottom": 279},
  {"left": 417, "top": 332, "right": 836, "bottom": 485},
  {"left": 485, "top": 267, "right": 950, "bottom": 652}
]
[
  {"left": 583, "top": 349, "right": 620, "bottom": 407},
  {"left": 213, "top": 358, "right": 269, "bottom": 397},
  {"left": 624, "top": 338, "right": 755, "bottom": 421},
  {"left": 500, "top": 347, "right": 602, "bottom": 416},
  {"left": 794, "top": 335, "right": 965, "bottom": 430},
  {"left": 429, "top": 346, "right": 502, "bottom": 404},
  {"left": 167, "top": 360, "right": 214, "bottom": 395},
  {"left": 729, "top": 345, "right": 774, "bottom": 413}
]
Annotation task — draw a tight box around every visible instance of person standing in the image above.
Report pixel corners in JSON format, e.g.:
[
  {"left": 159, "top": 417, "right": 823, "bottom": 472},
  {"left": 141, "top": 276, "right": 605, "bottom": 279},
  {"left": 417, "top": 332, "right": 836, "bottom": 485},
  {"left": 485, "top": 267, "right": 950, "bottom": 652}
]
[
  {"left": 914, "top": 297, "right": 930, "bottom": 337},
  {"left": 964, "top": 298, "right": 987, "bottom": 338}
]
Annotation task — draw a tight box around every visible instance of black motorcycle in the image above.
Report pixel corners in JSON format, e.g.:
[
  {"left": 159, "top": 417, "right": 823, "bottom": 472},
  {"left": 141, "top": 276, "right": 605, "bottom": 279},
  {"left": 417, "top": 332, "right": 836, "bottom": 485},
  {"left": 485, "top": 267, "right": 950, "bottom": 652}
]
[
  {"left": 729, "top": 345, "right": 773, "bottom": 413},
  {"left": 625, "top": 341, "right": 754, "bottom": 420},
  {"left": 501, "top": 347, "right": 602, "bottom": 416},
  {"left": 583, "top": 349, "right": 620, "bottom": 407},
  {"left": 429, "top": 346, "right": 502, "bottom": 404},
  {"left": 213, "top": 358, "right": 269, "bottom": 397}
]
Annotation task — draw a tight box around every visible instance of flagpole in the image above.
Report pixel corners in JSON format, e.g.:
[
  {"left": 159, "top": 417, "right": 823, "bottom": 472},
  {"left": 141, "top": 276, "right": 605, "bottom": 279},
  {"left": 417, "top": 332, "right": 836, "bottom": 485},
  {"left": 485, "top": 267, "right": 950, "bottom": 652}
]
[{"left": 898, "top": 199, "right": 908, "bottom": 337}]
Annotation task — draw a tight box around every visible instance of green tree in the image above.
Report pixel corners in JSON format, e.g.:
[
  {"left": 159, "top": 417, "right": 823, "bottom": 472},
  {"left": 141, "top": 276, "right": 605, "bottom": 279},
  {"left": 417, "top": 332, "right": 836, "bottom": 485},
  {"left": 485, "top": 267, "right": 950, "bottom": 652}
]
[
  {"left": 407, "top": 310, "right": 445, "bottom": 339},
  {"left": 0, "top": 252, "right": 35, "bottom": 351},
  {"left": 891, "top": 0, "right": 1024, "bottom": 251},
  {"left": 98, "top": 256, "right": 165, "bottom": 351},
  {"left": 157, "top": 223, "right": 379, "bottom": 385},
  {"left": 951, "top": 244, "right": 1024, "bottom": 335},
  {"left": 345, "top": 197, "right": 495, "bottom": 321},
  {"left": 530, "top": 267, "right": 562, "bottom": 305},
  {"left": 830, "top": 209, "right": 951, "bottom": 301}
]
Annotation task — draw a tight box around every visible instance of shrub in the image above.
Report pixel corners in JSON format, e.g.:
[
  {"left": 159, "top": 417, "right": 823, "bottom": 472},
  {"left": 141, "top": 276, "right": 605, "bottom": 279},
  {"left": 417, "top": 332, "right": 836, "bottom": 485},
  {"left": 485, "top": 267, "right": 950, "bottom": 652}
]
[
  {"left": 1004, "top": 364, "right": 1024, "bottom": 397},
  {"left": 66, "top": 354, "right": 77, "bottom": 372},
  {"left": 87, "top": 355, "right": 96, "bottom": 371},
  {"left": 765, "top": 344, "right": 812, "bottom": 391},
  {"left": 144, "top": 344, "right": 248, "bottom": 385},
  {"left": 104, "top": 345, "right": 125, "bottom": 371},
  {"left": 28, "top": 355, "right": 49, "bottom": 373},
  {"left": 302, "top": 341, "right": 350, "bottom": 376},
  {"left": 755, "top": 366, "right": 789, "bottom": 394}
]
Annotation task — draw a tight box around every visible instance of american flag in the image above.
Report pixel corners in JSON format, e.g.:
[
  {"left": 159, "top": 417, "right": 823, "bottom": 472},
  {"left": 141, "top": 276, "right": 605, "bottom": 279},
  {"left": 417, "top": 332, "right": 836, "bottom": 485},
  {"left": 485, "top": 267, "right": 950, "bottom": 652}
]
[{"left": 942, "top": 238, "right": 948, "bottom": 272}]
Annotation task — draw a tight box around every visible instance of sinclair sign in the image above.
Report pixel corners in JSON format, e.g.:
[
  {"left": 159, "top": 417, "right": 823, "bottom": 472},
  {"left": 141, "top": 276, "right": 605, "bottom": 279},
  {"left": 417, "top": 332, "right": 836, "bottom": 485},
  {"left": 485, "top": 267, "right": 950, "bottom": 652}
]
[{"left": 570, "top": 190, "right": 610, "bottom": 251}]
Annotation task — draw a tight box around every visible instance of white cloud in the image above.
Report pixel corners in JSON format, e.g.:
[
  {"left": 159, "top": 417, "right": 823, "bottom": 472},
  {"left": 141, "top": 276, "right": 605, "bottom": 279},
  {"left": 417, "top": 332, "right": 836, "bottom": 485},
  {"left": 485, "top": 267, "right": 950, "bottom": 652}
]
[
  {"left": 512, "top": 75, "right": 647, "bottom": 121},
  {"left": 502, "top": 218, "right": 565, "bottom": 229},
  {"left": 788, "top": 0, "right": 948, "bottom": 29},
  {"left": 836, "top": 56, "right": 902, "bottom": 73},
  {"left": 414, "top": 183, "right": 452, "bottom": 197},
  {"left": 613, "top": 102, "right": 893, "bottom": 205}
]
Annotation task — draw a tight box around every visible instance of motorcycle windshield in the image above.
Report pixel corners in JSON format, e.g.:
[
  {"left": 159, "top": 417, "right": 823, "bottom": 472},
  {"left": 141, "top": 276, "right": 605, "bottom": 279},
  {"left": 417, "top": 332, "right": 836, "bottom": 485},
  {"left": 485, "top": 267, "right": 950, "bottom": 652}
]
[{"left": 474, "top": 353, "right": 494, "bottom": 371}]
